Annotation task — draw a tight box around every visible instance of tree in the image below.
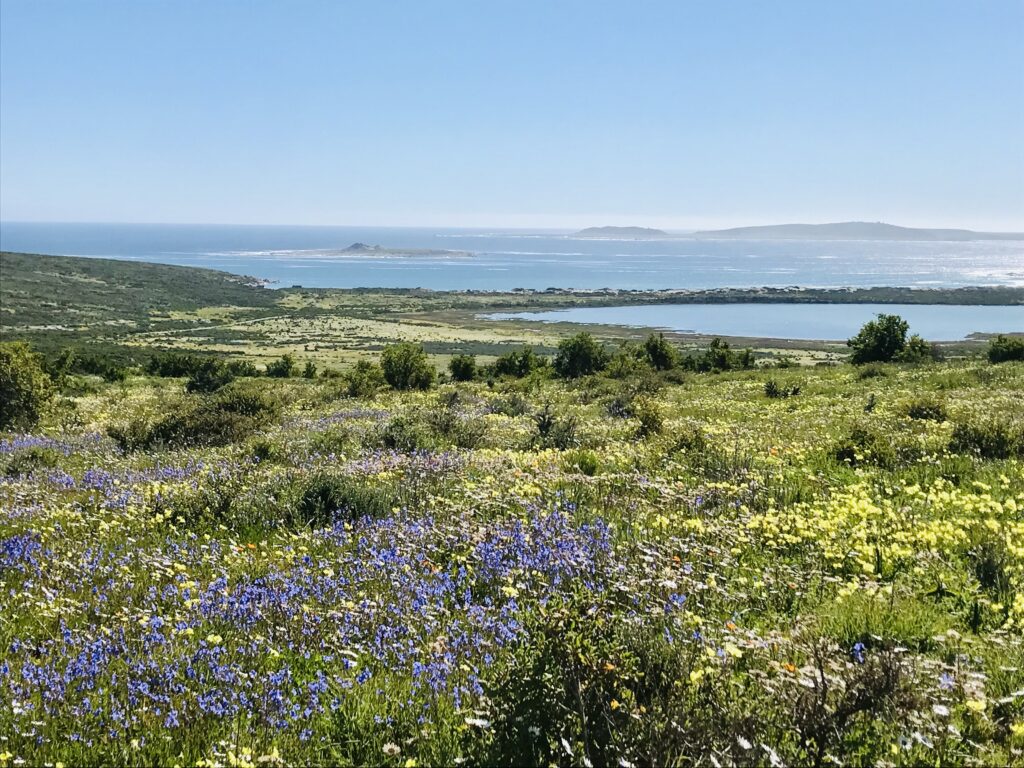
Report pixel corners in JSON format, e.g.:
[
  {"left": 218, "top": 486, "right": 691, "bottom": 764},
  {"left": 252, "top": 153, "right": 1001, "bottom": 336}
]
[
  {"left": 643, "top": 333, "right": 677, "bottom": 370},
  {"left": 381, "top": 343, "right": 435, "bottom": 391},
  {"left": 448, "top": 354, "right": 477, "bottom": 382},
  {"left": 0, "top": 342, "right": 55, "bottom": 430},
  {"left": 847, "top": 314, "right": 910, "bottom": 364},
  {"left": 185, "top": 358, "right": 235, "bottom": 393},
  {"left": 266, "top": 354, "right": 297, "bottom": 378},
  {"left": 554, "top": 333, "right": 609, "bottom": 379},
  {"left": 344, "top": 360, "right": 387, "bottom": 398},
  {"left": 492, "top": 347, "right": 546, "bottom": 378}
]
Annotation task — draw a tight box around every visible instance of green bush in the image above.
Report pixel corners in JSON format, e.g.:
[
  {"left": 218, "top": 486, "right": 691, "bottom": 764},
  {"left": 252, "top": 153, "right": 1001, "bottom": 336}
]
[
  {"left": 302, "top": 361, "right": 318, "bottom": 379},
  {"left": 902, "top": 395, "right": 946, "bottom": 421},
  {"left": 2, "top": 446, "right": 61, "bottom": 477},
  {"left": 553, "top": 333, "right": 608, "bottom": 379},
  {"left": 679, "top": 338, "right": 754, "bottom": 373},
  {"left": 344, "top": 360, "right": 387, "bottom": 398},
  {"left": 185, "top": 359, "right": 235, "bottom": 393},
  {"left": 491, "top": 347, "right": 546, "bottom": 378},
  {"left": 949, "top": 417, "right": 1023, "bottom": 459},
  {"left": 633, "top": 398, "right": 664, "bottom": 437},
  {"left": 643, "top": 333, "right": 677, "bottom": 370},
  {"left": 847, "top": 314, "right": 912, "bottom": 364},
  {"left": 381, "top": 343, "right": 435, "bottom": 391},
  {"left": 108, "top": 385, "right": 280, "bottom": 451},
  {"left": 531, "top": 404, "right": 580, "bottom": 449},
  {"left": 987, "top": 334, "right": 1024, "bottom": 364},
  {"left": 0, "top": 342, "right": 55, "bottom": 430},
  {"left": 377, "top": 415, "right": 433, "bottom": 452},
  {"left": 448, "top": 354, "right": 477, "bottom": 382},
  {"left": 294, "top": 472, "right": 396, "bottom": 528},
  {"left": 266, "top": 354, "right": 297, "bottom": 378}
]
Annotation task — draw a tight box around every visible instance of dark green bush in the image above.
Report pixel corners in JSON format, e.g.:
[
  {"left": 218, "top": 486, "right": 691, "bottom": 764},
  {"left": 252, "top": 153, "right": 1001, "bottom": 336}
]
[
  {"left": 643, "top": 333, "right": 677, "bottom": 370},
  {"left": 302, "top": 361, "right": 318, "bottom": 379},
  {"left": 448, "top": 354, "right": 477, "bottom": 382},
  {"left": 531, "top": 404, "right": 580, "bottom": 449},
  {"left": 108, "top": 385, "right": 280, "bottom": 451},
  {"left": 679, "top": 338, "right": 754, "bottom": 373},
  {"left": 185, "top": 359, "right": 235, "bottom": 393},
  {"left": 902, "top": 396, "right": 946, "bottom": 421},
  {"left": 2, "top": 446, "right": 61, "bottom": 477},
  {"left": 266, "top": 354, "right": 297, "bottom": 378},
  {"left": 377, "top": 415, "right": 433, "bottom": 452},
  {"left": 0, "top": 342, "right": 55, "bottom": 430},
  {"left": 553, "top": 333, "right": 608, "bottom": 379},
  {"left": 949, "top": 417, "right": 1023, "bottom": 459},
  {"left": 344, "top": 360, "right": 387, "bottom": 398},
  {"left": 987, "top": 334, "right": 1024, "bottom": 364},
  {"left": 491, "top": 347, "right": 546, "bottom": 378},
  {"left": 381, "top": 343, "right": 435, "bottom": 391},
  {"left": 764, "top": 379, "right": 800, "bottom": 399},
  {"left": 847, "top": 314, "right": 921, "bottom": 364},
  {"left": 294, "top": 472, "right": 396, "bottom": 527},
  {"left": 834, "top": 425, "right": 897, "bottom": 468}
]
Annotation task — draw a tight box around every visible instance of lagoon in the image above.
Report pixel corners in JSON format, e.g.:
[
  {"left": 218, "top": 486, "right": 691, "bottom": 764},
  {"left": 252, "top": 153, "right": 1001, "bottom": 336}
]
[{"left": 484, "top": 303, "right": 1024, "bottom": 341}]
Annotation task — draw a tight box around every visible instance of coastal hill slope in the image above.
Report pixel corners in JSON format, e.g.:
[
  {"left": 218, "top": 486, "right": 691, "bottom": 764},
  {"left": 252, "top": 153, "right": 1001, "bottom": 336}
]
[{"left": 691, "top": 221, "right": 1024, "bottom": 241}]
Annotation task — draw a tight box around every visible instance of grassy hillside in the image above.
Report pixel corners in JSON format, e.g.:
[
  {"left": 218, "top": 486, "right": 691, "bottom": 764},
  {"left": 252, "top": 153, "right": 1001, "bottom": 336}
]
[{"left": 0, "top": 251, "right": 276, "bottom": 332}]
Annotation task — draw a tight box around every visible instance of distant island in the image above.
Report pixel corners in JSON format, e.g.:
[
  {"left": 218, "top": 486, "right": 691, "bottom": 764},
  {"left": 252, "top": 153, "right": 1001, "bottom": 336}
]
[
  {"left": 339, "top": 242, "right": 472, "bottom": 257},
  {"left": 572, "top": 226, "right": 668, "bottom": 238},
  {"left": 691, "top": 221, "right": 1024, "bottom": 242}
]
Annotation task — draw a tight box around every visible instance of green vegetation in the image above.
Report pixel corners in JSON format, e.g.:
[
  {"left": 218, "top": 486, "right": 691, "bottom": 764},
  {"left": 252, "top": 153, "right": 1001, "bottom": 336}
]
[
  {"left": 0, "top": 341, "right": 55, "bottom": 430},
  {"left": 3, "top": 252, "right": 1024, "bottom": 765}
]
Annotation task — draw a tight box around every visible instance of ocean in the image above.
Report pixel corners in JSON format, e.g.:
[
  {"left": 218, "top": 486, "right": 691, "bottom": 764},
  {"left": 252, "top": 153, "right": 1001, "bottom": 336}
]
[{"left": 2, "top": 221, "right": 1022, "bottom": 291}]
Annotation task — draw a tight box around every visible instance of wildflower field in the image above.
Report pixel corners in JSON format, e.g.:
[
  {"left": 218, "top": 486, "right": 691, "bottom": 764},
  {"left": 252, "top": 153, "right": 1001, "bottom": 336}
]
[{"left": 2, "top": 354, "right": 1024, "bottom": 766}]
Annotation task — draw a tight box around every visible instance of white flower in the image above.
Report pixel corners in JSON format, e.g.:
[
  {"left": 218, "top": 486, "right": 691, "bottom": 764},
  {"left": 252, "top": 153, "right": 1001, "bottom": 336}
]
[
  {"left": 932, "top": 704, "right": 950, "bottom": 717},
  {"left": 737, "top": 736, "right": 752, "bottom": 750},
  {"left": 560, "top": 737, "right": 574, "bottom": 757},
  {"left": 382, "top": 743, "right": 401, "bottom": 756},
  {"left": 464, "top": 717, "right": 491, "bottom": 729}
]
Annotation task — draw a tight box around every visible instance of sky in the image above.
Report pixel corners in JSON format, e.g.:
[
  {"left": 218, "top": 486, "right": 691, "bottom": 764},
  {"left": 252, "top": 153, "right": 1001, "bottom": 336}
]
[{"left": 1, "top": 0, "right": 1022, "bottom": 231}]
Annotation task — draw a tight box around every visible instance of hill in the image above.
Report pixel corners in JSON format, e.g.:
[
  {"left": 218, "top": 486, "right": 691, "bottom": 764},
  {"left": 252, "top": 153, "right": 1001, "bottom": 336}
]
[
  {"left": 572, "top": 226, "right": 668, "bottom": 238},
  {"left": 691, "top": 221, "right": 1024, "bottom": 241},
  {"left": 0, "top": 251, "right": 275, "bottom": 333}
]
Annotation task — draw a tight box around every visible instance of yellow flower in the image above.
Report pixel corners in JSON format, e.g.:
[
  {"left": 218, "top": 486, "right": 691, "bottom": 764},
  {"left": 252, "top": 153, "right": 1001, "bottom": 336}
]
[
  {"left": 206, "top": 633, "right": 223, "bottom": 645},
  {"left": 965, "top": 699, "right": 986, "bottom": 713}
]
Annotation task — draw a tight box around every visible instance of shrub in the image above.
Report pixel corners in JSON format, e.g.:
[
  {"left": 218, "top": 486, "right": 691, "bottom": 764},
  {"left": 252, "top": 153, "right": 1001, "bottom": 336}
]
[
  {"left": 949, "top": 417, "right": 1023, "bottom": 459},
  {"left": 847, "top": 314, "right": 910, "bottom": 364},
  {"left": 448, "top": 354, "right": 477, "bottom": 382},
  {"left": 633, "top": 398, "right": 664, "bottom": 438},
  {"left": 679, "top": 338, "right": 754, "bottom": 373},
  {"left": 294, "top": 473, "right": 396, "bottom": 528},
  {"left": 896, "top": 334, "right": 936, "bottom": 363},
  {"left": 302, "top": 361, "right": 318, "bottom": 379},
  {"left": 377, "top": 415, "right": 433, "bottom": 452},
  {"left": 856, "top": 364, "right": 887, "bottom": 380},
  {"left": 225, "top": 359, "right": 260, "bottom": 377},
  {"left": 344, "top": 360, "right": 387, "bottom": 398},
  {"left": 185, "top": 359, "right": 235, "bottom": 394},
  {"left": 987, "top": 334, "right": 1024, "bottom": 364},
  {"left": 553, "top": 333, "right": 608, "bottom": 379},
  {"left": 531, "top": 404, "right": 580, "bottom": 449},
  {"left": 266, "top": 354, "right": 297, "bottom": 378},
  {"left": 491, "top": 347, "right": 546, "bottom": 378},
  {"left": 902, "top": 395, "right": 946, "bottom": 421},
  {"left": 381, "top": 343, "right": 436, "bottom": 391},
  {"left": 833, "top": 425, "right": 896, "bottom": 468},
  {"left": 146, "top": 352, "right": 204, "bottom": 377},
  {"left": 2, "top": 446, "right": 61, "bottom": 477},
  {"left": 0, "top": 342, "right": 55, "bottom": 431},
  {"left": 108, "top": 386, "right": 280, "bottom": 451},
  {"left": 643, "top": 333, "right": 677, "bottom": 370},
  {"left": 764, "top": 379, "right": 800, "bottom": 399}
]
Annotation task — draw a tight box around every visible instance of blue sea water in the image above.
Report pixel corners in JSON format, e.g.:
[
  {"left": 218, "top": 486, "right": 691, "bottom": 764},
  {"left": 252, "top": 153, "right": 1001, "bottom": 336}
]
[
  {"left": 2, "top": 221, "right": 1022, "bottom": 291},
  {"left": 486, "top": 303, "right": 1024, "bottom": 341}
]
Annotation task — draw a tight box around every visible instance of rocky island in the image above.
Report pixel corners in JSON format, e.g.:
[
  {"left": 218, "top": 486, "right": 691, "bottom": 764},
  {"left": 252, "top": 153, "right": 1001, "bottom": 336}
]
[
  {"left": 572, "top": 226, "right": 668, "bottom": 238},
  {"left": 337, "top": 242, "right": 473, "bottom": 257}
]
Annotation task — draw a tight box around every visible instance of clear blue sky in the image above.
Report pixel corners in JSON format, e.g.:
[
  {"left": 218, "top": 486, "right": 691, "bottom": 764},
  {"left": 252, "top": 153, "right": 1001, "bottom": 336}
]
[{"left": 1, "top": 0, "right": 1022, "bottom": 230}]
